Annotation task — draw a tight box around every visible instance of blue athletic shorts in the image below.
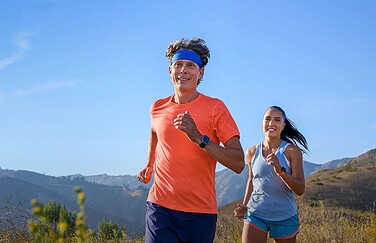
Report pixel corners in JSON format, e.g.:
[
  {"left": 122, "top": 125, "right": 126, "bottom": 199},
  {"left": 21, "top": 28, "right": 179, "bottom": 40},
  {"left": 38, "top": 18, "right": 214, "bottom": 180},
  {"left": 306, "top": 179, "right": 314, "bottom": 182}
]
[
  {"left": 145, "top": 202, "right": 217, "bottom": 243},
  {"left": 243, "top": 212, "right": 300, "bottom": 239}
]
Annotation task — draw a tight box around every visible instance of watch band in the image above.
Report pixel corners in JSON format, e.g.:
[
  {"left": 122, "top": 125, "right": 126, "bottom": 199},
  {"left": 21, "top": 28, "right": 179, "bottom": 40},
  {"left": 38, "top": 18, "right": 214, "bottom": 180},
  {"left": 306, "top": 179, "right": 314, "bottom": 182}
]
[
  {"left": 199, "top": 135, "right": 210, "bottom": 148},
  {"left": 277, "top": 167, "right": 286, "bottom": 177}
]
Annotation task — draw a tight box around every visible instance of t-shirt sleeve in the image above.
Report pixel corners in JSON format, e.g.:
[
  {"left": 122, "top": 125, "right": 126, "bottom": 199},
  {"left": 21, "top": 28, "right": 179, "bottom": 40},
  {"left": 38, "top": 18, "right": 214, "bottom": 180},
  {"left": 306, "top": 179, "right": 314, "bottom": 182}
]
[{"left": 213, "top": 100, "right": 240, "bottom": 144}]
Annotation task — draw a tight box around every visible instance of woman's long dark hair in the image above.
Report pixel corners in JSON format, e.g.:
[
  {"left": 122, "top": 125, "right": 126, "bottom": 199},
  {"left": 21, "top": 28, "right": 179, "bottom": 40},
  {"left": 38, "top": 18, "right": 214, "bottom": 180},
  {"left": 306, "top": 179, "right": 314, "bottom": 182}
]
[{"left": 268, "top": 106, "right": 309, "bottom": 154}]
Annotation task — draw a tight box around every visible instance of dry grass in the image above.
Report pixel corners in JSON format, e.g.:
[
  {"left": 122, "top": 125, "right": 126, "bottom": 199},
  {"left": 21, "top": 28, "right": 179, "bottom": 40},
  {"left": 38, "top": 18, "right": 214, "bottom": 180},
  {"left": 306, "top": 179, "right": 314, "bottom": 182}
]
[
  {"left": 214, "top": 201, "right": 376, "bottom": 243},
  {"left": 297, "top": 203, "right": 376, "bottom": 243}
]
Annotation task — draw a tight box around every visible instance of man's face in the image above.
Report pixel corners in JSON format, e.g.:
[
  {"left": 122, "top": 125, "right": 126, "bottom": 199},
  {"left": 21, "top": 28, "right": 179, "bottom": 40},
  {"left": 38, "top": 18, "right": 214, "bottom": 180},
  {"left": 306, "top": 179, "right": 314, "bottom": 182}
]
[{"left": 169, "top": 60, "right": 203, "bottom": 92}]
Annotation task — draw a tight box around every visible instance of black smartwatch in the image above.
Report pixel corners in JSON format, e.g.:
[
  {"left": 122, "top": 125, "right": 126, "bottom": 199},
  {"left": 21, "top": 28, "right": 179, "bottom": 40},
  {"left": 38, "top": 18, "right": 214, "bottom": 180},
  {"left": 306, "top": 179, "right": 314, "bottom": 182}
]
[
  {"left": 199, "top": 135, "right": 210, "bottom": 148},
  {"left": 278, "top": 166, "right": 286, "bottom": 177}
]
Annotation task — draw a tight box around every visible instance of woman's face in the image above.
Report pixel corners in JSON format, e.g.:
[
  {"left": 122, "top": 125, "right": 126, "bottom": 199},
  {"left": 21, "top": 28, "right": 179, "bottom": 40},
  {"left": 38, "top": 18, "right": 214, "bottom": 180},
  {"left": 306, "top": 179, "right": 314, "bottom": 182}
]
[{"left": 262, "top": 108, "right": 286, "bottom": 138}]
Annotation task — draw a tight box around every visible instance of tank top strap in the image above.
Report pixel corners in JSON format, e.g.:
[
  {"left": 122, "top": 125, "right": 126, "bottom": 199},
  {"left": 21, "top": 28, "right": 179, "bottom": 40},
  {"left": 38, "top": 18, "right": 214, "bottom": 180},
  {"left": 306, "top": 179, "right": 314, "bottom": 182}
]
[
  {"left": 281, "top": 141, "right": 291, "bottom": 153},
  {"left": 278, "top": 140, "right": 291, "bottom": 168},
  {"left": 251, "top": 143, "right": 263, "bottom": 166}
]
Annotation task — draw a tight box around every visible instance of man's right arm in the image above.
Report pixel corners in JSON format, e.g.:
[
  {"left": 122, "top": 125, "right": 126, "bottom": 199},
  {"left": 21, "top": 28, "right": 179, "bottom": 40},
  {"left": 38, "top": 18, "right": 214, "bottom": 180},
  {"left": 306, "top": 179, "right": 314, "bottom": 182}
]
[{"left": 137, "top": 127, "right": 157, "bottom": 184}]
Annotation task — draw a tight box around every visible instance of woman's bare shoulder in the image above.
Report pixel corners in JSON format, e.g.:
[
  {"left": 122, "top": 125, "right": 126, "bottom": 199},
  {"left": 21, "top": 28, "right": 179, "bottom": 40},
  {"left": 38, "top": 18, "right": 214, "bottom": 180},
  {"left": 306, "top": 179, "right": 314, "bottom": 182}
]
[
  {"left": 285, "top": 144, "right": 303, "bottom": 161},
  {"left": 245, "top": 145, "right": 258, "bottom": 164}
]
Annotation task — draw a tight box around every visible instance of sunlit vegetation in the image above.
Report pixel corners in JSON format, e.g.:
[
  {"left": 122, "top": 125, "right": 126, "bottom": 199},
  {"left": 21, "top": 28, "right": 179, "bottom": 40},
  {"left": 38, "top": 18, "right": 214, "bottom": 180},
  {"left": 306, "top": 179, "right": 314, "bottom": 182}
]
[
  {"left": 1, "top": 187, "right": 145, "bottom": 243},
  {"left": 1, "top": 188, "right": 375, "bottom": 242},
  {"left": 339, "top": 165, "right": 358, "bottom": 173}
]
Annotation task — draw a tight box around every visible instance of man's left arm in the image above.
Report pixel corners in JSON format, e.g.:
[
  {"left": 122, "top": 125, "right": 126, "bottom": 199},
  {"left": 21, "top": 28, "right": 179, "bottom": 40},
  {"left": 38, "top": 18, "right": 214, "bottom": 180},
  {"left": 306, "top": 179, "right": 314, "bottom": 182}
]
[{"left": 203, "top": 136, "right": 245, "bottom": 174}]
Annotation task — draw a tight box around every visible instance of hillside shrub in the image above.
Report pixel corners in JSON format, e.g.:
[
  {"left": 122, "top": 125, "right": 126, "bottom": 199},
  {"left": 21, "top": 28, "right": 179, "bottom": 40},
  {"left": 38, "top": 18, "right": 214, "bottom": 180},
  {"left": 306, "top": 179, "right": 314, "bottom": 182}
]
[
  {"left": 340, "top": 165, "right": 358, "bottom": 172},
  {"left": 97, "top": 219, "right": 126, "bottom": 241},
  {"left": 28, "top": 187, "right": 92, "bottom": 242},
  {"left": 26, "top": 187, "right": 145, "bottom": 243},
  {"left": 0, "top": 196, "right": 30, "bottom": 241}
]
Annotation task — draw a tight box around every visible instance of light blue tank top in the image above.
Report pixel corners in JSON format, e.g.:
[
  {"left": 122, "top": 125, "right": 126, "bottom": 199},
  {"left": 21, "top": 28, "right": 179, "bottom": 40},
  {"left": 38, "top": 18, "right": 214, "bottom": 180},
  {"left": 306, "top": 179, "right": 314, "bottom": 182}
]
[{"left": 247, "top": 140, "right": 297, "bottom": 220}]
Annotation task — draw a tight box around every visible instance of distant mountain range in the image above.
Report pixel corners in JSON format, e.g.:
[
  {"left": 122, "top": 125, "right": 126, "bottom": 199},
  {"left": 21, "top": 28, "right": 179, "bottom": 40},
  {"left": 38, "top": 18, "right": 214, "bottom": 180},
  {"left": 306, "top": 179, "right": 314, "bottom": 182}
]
[
  {"left": 303, "top": 157, "right": 352, "bottom": 178},
  {"left": 70, "top": 158, "right": 352, "bottom": 207},
  {"left": 0, "top": 169, "right": 148, "bottom": 236},
  {"left": 0, "top": 152, "right": 365, "bottom": 236}
]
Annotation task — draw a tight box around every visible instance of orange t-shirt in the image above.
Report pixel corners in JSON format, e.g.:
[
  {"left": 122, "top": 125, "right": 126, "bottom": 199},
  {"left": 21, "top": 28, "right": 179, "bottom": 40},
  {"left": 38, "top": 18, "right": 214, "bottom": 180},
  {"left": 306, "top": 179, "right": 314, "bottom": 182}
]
[{"left": 147, "top": 93, "right": 240, "bottom": 214}]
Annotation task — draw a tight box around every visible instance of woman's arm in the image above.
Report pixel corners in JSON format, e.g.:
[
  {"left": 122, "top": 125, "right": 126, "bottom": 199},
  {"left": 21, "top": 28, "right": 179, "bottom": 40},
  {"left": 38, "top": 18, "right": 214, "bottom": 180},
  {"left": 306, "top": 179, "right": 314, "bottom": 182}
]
[
  {"left": 234, "top": 146, "right": 256, "bottom": 219},
  {"left": 276, "top": 145, "right": 305, "bottom": 195}
]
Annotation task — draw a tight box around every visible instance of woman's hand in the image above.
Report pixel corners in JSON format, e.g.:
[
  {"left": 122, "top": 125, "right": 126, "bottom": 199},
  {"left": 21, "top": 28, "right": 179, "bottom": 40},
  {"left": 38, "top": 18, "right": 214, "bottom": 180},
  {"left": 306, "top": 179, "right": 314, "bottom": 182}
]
[
  {"left": 234, "top": 203, "right": 248, "bottom": 220},
  {"left": 266, "top": 150, "right": 283, "bottom": 174}
]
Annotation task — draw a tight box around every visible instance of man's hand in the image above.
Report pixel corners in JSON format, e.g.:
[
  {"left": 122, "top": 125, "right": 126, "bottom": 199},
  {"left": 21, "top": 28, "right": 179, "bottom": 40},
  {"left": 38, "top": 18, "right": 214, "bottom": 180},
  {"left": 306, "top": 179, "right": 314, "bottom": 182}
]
[
  {"left": 174, "top": 110, "right": 201, "bottom": 144},
  {"left": 137, "top": 167, "right": 152, "bottom": 184}
]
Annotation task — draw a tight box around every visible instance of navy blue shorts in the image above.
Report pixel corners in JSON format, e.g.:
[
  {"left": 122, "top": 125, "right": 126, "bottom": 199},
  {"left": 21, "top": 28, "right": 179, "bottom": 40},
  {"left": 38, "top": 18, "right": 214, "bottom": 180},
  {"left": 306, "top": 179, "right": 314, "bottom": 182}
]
[{"left": 145, "top": 202, "right": 217, "bottom": 243}]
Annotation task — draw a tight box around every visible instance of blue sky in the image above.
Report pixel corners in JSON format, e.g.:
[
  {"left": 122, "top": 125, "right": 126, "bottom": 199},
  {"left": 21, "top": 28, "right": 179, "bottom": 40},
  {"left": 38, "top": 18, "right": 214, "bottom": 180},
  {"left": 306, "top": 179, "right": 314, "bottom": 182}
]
[{"left": 0, "top": 0, "right": 375, "bottom": 176}]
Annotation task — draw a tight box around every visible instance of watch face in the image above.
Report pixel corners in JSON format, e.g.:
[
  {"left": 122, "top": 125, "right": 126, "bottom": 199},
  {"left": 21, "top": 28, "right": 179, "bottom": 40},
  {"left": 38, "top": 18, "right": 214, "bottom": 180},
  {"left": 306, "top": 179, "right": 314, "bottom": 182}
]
[
  {"left": 202, "top": 135, "right": 210, "bottom": 144},
  {"left": 199, "top": 135, "right": 210, "bottom": 148},
  {"left": 281, "top": 167, "right": 286, "bottom": 173}
]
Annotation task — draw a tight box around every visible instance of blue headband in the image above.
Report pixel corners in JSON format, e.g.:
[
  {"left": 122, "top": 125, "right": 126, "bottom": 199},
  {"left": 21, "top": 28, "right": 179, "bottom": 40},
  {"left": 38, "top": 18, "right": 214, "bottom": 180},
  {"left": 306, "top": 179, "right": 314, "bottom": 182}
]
[{"left": 171, "top": 49, "right": 203, "bottom": 68}]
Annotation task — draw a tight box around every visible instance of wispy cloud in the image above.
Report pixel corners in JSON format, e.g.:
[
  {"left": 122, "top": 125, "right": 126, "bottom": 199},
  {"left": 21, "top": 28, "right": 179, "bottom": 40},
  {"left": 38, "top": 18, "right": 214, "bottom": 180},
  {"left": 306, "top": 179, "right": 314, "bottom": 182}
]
[
  {"left": 0, "top": 79, "right": 80, "bottom": 100},
  {"left": 0, "top": 31, "right": 35, "bottom": 70}
]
